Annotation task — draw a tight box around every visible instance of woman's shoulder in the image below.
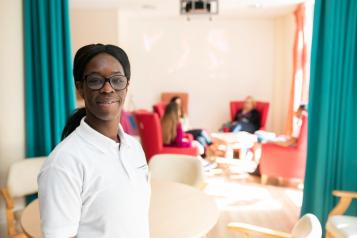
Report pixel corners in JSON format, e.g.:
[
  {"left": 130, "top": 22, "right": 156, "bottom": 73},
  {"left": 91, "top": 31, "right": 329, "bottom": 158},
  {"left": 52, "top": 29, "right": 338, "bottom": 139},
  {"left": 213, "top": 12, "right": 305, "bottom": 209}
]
[{"left": 42, "top": 133, "right": 85, "bottom": 172}]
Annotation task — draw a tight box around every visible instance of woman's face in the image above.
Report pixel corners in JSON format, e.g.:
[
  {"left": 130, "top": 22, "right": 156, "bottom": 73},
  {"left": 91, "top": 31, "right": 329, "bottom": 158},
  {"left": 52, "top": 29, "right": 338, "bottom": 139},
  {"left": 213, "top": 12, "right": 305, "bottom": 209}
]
[
  {"left": 243, "top": 98, "right": 254, "bottom": 111},
  {"left": 175, "top": 98, "right": 182, "bottom": 105},
  {"left": 77, "top": 53, "right": 127, "bottom": 122}
]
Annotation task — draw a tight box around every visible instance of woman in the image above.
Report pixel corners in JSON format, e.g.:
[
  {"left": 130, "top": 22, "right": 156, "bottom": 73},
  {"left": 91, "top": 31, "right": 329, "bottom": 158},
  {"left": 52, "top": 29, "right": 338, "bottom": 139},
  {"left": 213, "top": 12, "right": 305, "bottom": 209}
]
[
  {"left": 272, "top": 104, "right": 307, "bottom": 146},
  {"left": 170, "top": 96, "right": 213, "bottom": 149},
  {"left": 169, "top": 96, "right": 189, "bottom": 130},
  {"left": 38, "top": 44, "right": 150, "bottom": 238},
  {"left": 230, "top": 96, "right": 261, "bottom": 133},
  {"left": 161, "top": 101, "right": 192, "bottom": 148}
]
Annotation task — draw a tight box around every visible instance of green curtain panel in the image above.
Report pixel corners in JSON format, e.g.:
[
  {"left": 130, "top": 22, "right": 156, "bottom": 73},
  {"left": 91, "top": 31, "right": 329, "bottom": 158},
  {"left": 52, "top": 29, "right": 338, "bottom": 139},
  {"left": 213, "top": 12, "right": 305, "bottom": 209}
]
[
  {"left": 301, "top": 0, "right": 357, "bottom": 227},
  {"left": 24, "top": 0, "right": 76, "bottom": 157}
]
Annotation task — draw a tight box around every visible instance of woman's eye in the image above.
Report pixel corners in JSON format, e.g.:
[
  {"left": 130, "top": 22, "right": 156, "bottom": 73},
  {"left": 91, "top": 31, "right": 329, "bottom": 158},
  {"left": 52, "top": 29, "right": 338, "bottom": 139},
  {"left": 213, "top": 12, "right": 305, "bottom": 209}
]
[
  {"left": 111, "top": 77, "right": 125, "bottom": 84},
  {"left": 88, "top": 78, "right": 102, "bottom": 84}
]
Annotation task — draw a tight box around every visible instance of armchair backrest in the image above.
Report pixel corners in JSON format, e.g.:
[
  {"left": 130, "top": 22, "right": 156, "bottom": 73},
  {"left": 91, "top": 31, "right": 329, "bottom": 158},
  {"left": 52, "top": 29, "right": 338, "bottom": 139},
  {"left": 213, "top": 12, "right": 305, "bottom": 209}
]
[
  {"left": 230, "top": 101, "right": 270, "bottom": 129},
  {"left": 149, "top": 154, "right": 205, "bottom": 189},
  {"left": 153, "top": 102, "right": 167, "bottom": 118},
  {"left": 134, "top": 111, "right": 163, "bottom": 161},
  {"left": 7, "top": 157, "right": 46, "bottom": 198},
  {"left": 291, "top": 213, "right": 321, "bottom": 238}
]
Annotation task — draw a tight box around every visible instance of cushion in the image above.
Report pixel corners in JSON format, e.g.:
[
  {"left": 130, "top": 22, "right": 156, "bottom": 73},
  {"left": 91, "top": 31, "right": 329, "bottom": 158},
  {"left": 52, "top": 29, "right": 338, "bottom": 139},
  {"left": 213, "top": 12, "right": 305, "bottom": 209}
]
[{"left": 326, "top": 215, "right": 357, "bottom": 238}]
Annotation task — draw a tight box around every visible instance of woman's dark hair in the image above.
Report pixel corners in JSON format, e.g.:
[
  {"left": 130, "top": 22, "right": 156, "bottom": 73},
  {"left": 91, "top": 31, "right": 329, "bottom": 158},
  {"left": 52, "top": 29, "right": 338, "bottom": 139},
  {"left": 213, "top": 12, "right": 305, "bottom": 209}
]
[
  {"left": 169, "top": 96, "right": 185, "bottom": 118},
  {"left": 164, "top": 101, "right": 179, "bottom": 116},
  {"left": 61, "top": 44, "right": 131, "bottom": 140},
  {"left": 298, "top": 104, "right": 307, "bottom": 111},
  {"left": 169, "top": 96, "right": 180, "bottom": 103},
  {"left": 161, "top": 102, "right": 180, "bottom": 144},
  {"left": 61, "top": 108, "right": 87, "bottom": 140}
]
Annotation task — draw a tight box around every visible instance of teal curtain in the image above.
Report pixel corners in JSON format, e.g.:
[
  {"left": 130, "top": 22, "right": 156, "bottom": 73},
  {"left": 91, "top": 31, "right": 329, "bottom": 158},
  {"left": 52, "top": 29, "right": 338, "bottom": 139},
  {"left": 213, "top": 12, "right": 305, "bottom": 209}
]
[
  {"left": 24, "top": 0, "right": 76, "bottom": 158},
  {"left": 301, "top": 0, "right": 357, "bottom": 228}
]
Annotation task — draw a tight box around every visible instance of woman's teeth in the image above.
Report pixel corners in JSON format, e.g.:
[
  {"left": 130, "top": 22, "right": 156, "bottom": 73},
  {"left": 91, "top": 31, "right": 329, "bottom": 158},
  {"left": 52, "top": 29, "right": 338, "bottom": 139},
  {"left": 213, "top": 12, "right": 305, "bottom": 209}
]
[{"left": 98, "top": 101, "right": 117, "bottom": 104}]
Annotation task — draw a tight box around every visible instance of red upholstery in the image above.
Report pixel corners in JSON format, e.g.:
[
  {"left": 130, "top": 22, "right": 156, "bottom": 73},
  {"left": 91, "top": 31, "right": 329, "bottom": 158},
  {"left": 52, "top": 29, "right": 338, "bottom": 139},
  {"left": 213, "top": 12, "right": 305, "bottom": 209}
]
[
  {"left": 134, "top": 111, "right": 199, "bottom": 161},
  {"left": 230, "top": 101, "right": 270, "bottom": 130},
  {"left": 259, "top": 113, "right": 308, "bottom": 180},
  {"left": 153, "top": 102, "right": 167, "bottom": 118}
]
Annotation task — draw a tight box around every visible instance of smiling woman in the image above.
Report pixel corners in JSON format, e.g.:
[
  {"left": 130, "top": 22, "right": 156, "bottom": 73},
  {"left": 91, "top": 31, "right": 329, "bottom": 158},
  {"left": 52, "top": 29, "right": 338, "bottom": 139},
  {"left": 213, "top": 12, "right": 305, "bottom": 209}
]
[{"left": 38, "top": 44, "right": 150, "bottom": 238}]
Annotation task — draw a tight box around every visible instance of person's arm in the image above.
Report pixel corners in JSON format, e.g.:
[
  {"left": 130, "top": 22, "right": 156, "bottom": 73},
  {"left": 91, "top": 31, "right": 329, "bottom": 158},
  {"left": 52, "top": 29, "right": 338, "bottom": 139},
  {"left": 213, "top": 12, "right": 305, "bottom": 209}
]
[
  {"left": 38, "top": 163, "right": 82, "bottom": 238},
  {"left": 234, "top": 109, "right": 243, "bottom": 122},
  {"left": 174, "top": 123, "right": 192, "bottom": 147},
  {"left": 250, "top": 109, "right": 261, "bottom": 130}
]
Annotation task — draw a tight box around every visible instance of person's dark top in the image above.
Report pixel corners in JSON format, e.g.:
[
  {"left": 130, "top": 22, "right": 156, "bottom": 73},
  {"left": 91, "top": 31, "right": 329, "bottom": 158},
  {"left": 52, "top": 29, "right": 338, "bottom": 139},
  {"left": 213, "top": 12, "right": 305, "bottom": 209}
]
[{"left": 234, "top": 109, "right": 261, "bottom": 132}]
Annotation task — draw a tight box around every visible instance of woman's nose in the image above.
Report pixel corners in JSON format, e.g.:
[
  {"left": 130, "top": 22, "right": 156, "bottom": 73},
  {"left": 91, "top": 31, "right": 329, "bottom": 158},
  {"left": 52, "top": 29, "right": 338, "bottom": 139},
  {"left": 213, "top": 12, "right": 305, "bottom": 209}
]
[{"left": 101, "top": 81, "right": 114, "bottom": 93}]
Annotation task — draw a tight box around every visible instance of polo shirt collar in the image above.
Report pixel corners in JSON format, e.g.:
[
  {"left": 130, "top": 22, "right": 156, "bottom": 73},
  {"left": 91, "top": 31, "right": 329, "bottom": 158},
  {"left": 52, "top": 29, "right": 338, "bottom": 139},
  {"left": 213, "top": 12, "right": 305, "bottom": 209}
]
[{"left": 76, "top": 117, "right": 130, "bottom": 153}]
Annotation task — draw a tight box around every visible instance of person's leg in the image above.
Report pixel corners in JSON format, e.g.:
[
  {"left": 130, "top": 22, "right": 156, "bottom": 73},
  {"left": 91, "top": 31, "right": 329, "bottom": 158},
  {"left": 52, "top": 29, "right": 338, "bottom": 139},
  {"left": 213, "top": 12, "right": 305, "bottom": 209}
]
[
  {"left": 186, "top": 129, "right": 201, "bottom": 140},
  {"left": 238, "top": 122, "right": 256, "bottom": 133},
  {"left": 230, "top": 122, "right": 242, "bottom": 132},
  {"left": 201, "top": 130, "right": 212, "bottom": 145},
  {"left": 187, "top": 129, "right": 212, "bottom": 146}
]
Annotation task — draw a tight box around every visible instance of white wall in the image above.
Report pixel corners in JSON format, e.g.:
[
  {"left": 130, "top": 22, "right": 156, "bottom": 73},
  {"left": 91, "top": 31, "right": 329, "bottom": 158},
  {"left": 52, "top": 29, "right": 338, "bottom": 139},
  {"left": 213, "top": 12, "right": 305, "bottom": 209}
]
[
  {"left": 70, "top": 9, "right": 120, "bottom": 54},
  {"left": 0, "top": 0, "right": 25, "bottom": 237},
  {"left": 70, "top": 9, "right": 295, "bottom": 133},
  {"left": 118, "top": 13, "right": 293, "bottom": 132}
]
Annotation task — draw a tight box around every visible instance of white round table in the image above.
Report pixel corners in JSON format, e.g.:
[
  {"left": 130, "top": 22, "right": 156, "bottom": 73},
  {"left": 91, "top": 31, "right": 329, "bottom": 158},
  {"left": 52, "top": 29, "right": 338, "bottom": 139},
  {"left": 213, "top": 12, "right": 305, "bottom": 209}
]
[{"left": 21, "top": 180, "right": 219, "bottom": 238}]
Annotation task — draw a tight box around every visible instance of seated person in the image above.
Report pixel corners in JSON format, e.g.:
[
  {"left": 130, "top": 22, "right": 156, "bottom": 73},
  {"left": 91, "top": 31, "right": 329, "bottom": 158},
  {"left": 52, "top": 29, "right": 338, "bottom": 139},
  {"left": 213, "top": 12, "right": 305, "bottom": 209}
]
[
  {"left": 161, "top": 102, "right": 203, "bottom": 154},
  {"left": 249, "top": 104, "right": 307, "bottom": 177},
  {"left": 273, "top": 104, "right": 307, "bottom": 147},
  {"left": 170, "top": 96, "right": 213, "bottom": 149},
  {"left": 229, "top": 96, "right": 261, "bottom": 133},
  {"left": 169, "top": 96, "right": 189, "bottom": 130},
  {"left": 255, "top": 104, "right": 307, "bottom": 147}
]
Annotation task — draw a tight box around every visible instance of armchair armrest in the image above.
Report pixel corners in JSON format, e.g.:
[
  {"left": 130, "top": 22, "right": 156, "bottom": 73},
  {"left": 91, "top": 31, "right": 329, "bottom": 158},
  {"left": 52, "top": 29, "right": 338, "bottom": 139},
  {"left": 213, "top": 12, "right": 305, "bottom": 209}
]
[
  {"left": 227, "top": 222, "right": 290, "bottom": 238},
  {"left": 161, "top": 146, "right": 199, "bottom": 156},
  {"left": 329, "top": 190, "right": 357, "bottom": 217},
  {"left": 1, "top": 187, "right": 17, "bottom": 237},
  {"left": 0, "top": 187, "right": 14, "bottom": 209},
  {"left": 184, "top": 133, "right": 194, "bottom": 141},
  {"left": 332, "top": 190, "right": 357, "bottom": 199},
  {"left": 262, "top": 142, "right": 296, "bottom": 152}
]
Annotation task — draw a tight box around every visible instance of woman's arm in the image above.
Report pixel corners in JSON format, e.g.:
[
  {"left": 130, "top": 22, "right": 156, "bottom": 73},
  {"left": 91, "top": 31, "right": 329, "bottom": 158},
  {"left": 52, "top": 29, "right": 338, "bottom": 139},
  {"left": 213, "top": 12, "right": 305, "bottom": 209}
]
[
  {"left": 250, "top": 109, "right": 261, "bottom": 130},
  {"left": 174, "top": 123, "right": 192, "bottom": 148},
  {"left": 38, "top": 164, "right": 81, "bottom": 238},
  {"left": 234, "top": 109, "right": 243, "bottom": 122}
]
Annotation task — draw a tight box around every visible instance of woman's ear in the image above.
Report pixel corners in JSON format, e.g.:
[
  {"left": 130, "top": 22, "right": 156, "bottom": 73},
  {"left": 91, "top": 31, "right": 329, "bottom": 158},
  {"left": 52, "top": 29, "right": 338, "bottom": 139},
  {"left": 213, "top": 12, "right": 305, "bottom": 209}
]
[{"left": 75, "top": 81, "right": 84, "bottom": 99}]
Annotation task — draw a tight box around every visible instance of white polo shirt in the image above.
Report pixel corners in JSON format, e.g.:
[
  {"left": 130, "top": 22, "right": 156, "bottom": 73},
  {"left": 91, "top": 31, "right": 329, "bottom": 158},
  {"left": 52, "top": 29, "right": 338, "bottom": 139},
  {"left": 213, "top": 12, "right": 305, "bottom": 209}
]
[{"left": 38, "top": 118, "right": 150, "bottom": 238}]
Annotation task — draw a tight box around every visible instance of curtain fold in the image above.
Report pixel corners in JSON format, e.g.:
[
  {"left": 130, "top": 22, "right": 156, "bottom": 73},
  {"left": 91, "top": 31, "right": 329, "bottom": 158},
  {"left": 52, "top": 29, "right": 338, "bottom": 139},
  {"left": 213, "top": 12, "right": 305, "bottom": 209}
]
[
  {"left": 301, "top": 0, "right": 357, "bottom": 228},
  {"left": 24, "top": 0, "right": 75, "bottom": 157}
]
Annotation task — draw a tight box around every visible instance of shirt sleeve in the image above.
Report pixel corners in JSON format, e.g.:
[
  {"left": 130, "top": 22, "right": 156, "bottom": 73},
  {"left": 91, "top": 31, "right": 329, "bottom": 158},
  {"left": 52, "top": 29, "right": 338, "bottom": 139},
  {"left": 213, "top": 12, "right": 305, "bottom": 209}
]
[
  {"left": 174, "top": 123, "right": 192, "bottom": 148},
  {"left": 38, "top": 165, "right": 82, "bottom": 238}
]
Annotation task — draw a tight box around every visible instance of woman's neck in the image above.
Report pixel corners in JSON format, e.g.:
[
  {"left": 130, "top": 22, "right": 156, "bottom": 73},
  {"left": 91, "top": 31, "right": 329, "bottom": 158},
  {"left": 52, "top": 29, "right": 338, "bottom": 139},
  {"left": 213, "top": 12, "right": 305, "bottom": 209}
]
[{"left": 85, "top": 114, "right": 121, "bottom": 143}]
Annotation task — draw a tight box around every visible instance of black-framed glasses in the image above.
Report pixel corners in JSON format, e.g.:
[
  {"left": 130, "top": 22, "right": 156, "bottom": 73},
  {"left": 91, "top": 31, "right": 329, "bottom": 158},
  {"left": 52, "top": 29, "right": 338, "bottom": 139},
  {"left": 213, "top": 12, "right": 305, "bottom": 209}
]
[{"left": 84, "top": 74, "right": 128, "bottom": 91}]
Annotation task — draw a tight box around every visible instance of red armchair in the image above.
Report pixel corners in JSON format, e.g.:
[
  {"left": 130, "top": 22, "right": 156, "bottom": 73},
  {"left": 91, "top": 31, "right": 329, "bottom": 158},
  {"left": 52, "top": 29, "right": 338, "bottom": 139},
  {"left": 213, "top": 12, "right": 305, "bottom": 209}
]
[
  {"left": 134, "top": 111, "right": 199, "bottom": 161},
  {"left": 230, "top": 101, "right": 270, "bottom": 130},
  {"left": 153, "top": 102, "right": 166, "bottom": 118},
  {"left": 259, "top": 113, "right": 308, "bottom": 180}
]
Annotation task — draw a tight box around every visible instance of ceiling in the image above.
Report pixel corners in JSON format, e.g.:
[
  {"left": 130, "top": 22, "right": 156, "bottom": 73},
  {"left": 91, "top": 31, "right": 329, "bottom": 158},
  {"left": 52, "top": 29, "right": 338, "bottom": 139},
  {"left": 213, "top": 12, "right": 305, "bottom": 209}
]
[{"left": 70, "top": 0, "right": 311, "bottom": 18}]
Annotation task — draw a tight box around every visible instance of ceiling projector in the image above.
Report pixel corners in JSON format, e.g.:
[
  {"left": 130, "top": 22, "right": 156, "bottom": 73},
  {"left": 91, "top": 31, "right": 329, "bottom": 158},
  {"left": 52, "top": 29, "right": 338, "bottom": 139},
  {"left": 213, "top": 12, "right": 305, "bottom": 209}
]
[{"left": 180, "top": 0, "right": 219, "bottom": 15}]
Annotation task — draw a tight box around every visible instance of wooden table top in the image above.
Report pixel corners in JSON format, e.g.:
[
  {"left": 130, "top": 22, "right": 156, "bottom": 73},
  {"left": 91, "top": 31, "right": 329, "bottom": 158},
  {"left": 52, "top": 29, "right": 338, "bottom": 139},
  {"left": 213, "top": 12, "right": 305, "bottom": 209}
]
[
  {"left": 211, "top": 132, "right": 257, "bottom": 146},
  {"left": 21, "top": 180, "right": 219, "bottom": 238}
]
